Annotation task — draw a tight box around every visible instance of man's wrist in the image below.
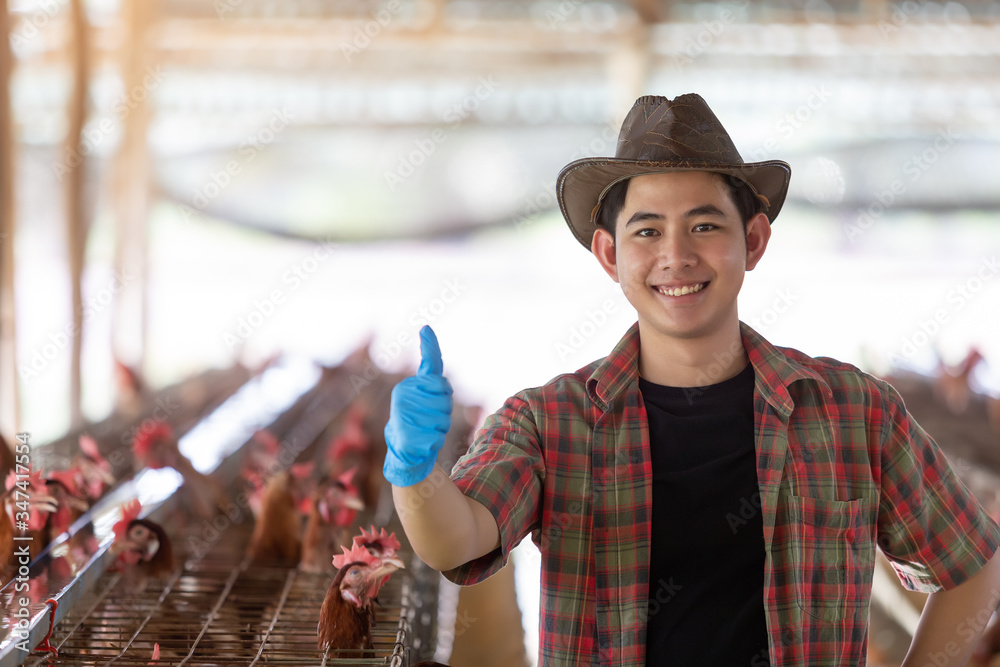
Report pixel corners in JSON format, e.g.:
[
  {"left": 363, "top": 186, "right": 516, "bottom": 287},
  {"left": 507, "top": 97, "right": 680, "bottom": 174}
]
[{"left": 383, "top": 452, "right": 438, "bottom": 487}]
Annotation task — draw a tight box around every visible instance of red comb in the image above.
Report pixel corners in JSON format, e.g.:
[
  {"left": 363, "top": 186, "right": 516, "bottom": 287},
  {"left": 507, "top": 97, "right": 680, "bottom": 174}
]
[
  {"left": 79, "top": 434, "right": 107, "bottom": 465},
  {"left": 46, "top": 469, "right": 82, "bottom": 498},
  {"left": 336, "top": 467, "right": 357, "bottom": 488},
  {"left": 353, "top": 526, "right": 401, "bottom": 556},
  {"left": 112, "top": 499, "right": 142, "bottom": 541},
  {"left": 132, "top": 423, "right": 174, "bottom": 459},
  {"left": 7, "top": 466, "right": 45, "bottom": 493},
  {"left": 332, "top": 543, "right": 379, "bottom": 570}
]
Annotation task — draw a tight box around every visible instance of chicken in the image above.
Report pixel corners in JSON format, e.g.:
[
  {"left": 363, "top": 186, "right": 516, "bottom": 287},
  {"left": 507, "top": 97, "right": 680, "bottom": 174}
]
[
  {"left": 75, "top": 434, "right": 116, "bottom": 502},
  {"left": 45, "top": 442, "right": 111, "bottom": 567},
  {"left": 934, "top": 348, "right": 985, "bottom": 415},
  {"left": 114, "top": 357, "right": 146, "bottom": 414},
  {"left": 245, "top": 429, "right": 282, "bottom": 476},
  {"left": 248, "top": 466, "right": 314, "bottom": 565},
  {"left": 299, "top": 469, "right": 365, "bottom": 573},
  {"left": 43, "top": 472, "right": 90, "bottom": 543},
  {"left": 318, "top": 542, "right": 405, "bottom": 653},
  {"left": 240, "top": 430, "right": 285, "bottom": 520},
  {"left": 1, "top": 468, "right": 58, "bottom": 573},
  {"left": 327, "top": 403, "right": 371, "bottom": 473},
  {"left": 43, "top": 436, "right": 112, "bottom": 544},
  {"left": 326, "top": 401, "right": 392, "bottom": 512},
  {"left": 132, "top": 422, "right": 229, "bottom": 519},
  {"left": 109, "top": 499, "right": 174, "bottom": 593}
]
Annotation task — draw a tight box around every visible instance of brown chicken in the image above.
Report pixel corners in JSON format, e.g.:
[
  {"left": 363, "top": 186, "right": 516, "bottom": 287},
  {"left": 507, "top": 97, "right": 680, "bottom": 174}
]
[
  {"left": 109, "top": 499, "right": 174, "bottom": 593},
  {"left": 934, "top": 348, "right": 985, "bottom": 415},
  {"left": 326, "top": 398, "right": 389, "bottom": 511},
  {"left": 42, "top": 473, "right": 90, "bottom": 544},
  {"left": 248, "top": 467, "right": 311, "bottom": 565},
  {"left": 240, "top": 430, "right": 288, "bottom": 520},
  {"left": 132, "top": 422, "right": 229, "bottom": 519},
  {"left": 114, "top": 357, "right": 146, "bottom": 414},
  {"left": 74, "top": 434, "right": 116, "bottom": 502},
  {"left": 1, "top": 467, "right": 58, "bottom": 574},
  {"left": 299, "top": 468, "right": 365, "bottom": 573},
  {"left": 318, "top": 542, "right": 404, "bottom": 653}
]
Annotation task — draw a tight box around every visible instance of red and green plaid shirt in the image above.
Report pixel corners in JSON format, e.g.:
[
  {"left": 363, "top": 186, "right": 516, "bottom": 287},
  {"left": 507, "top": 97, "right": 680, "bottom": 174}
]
[{"left": 445, "top": 321, "right": 1000, "bottom": 666}]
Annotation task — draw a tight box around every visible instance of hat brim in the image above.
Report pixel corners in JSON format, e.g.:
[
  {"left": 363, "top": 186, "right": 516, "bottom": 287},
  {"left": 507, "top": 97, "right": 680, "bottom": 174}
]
[{"left": 556, "top": 158, "right": 792, "bottom": 249}]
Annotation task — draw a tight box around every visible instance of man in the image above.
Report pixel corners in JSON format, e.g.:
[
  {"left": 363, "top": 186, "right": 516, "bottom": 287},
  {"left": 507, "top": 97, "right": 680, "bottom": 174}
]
[{"left": 384, "top": 94, "right": 1000, "bottom": 666}]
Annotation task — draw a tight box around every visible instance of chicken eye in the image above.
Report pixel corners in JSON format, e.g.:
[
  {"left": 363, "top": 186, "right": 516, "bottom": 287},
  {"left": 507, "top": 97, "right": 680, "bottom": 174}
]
[
  {"left": 349, "top": 567, "right": 360, "bottom": 577},
  {"left": 128, "top": 525, "right": 150, "bottom": 541}
]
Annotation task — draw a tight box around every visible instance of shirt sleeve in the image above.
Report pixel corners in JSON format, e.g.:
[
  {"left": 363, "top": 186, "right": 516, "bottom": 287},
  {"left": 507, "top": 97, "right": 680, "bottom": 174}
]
[
  {"left": 874, "top": 378, "right": 1000, "bottom": 592},
  {"left": 442, "top": 390, "right": 545, "bottom": 586}
]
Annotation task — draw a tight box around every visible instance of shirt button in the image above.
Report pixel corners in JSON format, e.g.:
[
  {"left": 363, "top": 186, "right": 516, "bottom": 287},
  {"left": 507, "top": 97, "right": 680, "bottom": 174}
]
[{"left": 845, "top": 528, "right": 855, "bottom": 540}]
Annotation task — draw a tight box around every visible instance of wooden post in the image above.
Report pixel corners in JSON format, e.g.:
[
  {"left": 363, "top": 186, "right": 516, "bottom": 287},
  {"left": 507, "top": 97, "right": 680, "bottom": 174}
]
[
  {"left": 602, "top": 0, "right": 659, "bottom": 122},
  {"left": 65, "top": 0, "right": 90, "bottom": 427},
  {"left": 111, "top": 0, "right": 153, "bottom": 392},
  {"left": 448, "top": 562, "right": 530, "bottom": 667},
  {"left": 0, "top": 0, "right": 19, "bottom": 438}
]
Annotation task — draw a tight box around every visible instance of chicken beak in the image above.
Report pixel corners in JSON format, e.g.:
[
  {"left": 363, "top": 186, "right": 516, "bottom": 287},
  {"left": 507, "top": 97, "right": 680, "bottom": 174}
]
[
  {"left": 343, "top": 495, "right": 364, "bottom": 511},
  {"left": 97, "top": 466, "right": 115, "bottom": 485},
  {"left": 144, "top": 537, "right": 160, "bottom": 561},
  {"left": 66, "top": 494, "right": 90, "bottom": 512},
  {"left": 370, "top": 555, "right": 405, "bottom": 581},
  {"left": 33, "top": 494, "right": 59, "bottom": 514},
  {"left": 318, "top": 500, "right": 330, "bottom": 524}
]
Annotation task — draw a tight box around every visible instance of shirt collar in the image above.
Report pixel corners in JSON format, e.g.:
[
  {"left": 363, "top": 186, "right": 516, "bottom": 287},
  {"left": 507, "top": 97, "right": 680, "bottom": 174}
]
[
  {"left": 587, "top": 321, "right": 832, "bottom": 417},
  {"left": 740, "top": 321, "right": 834, "bottom": 417}
]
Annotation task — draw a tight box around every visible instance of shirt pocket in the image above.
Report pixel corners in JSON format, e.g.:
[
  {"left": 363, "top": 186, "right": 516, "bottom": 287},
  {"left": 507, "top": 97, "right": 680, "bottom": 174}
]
[{"left": 786, "top": 494, "right": 871, "bottom": 623}]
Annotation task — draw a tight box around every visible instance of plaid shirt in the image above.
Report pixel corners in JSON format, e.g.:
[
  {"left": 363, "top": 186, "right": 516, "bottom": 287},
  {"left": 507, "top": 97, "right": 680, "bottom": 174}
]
[{"left": 444, "top": 322, "right": 1000, "bottom": 666}]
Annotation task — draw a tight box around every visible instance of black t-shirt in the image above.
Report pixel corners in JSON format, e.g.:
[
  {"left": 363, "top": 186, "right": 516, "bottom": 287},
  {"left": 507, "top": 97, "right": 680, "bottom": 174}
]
[{"left": 639, "top": 361, "right": 770, "bottom": 666}]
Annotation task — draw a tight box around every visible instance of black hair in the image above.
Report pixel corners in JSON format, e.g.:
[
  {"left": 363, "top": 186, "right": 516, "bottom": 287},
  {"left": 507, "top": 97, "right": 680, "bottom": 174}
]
[{"left": 594, "top": 172, "right": 765, "bottom": 241}]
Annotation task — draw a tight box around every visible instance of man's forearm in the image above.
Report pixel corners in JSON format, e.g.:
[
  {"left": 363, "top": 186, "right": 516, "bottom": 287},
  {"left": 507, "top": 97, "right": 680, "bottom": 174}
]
[
  {"left": 901, "top": 548, "right": 1000, "bottom": 666},
  {"left": 392, "top": 464, "right": 501, "bottom": 572}
]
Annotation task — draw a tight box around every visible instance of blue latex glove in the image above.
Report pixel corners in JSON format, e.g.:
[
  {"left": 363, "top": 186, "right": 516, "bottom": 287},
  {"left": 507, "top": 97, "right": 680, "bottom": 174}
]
[{"left": 383, "top": 326, "right": 453, "bottom": 486}]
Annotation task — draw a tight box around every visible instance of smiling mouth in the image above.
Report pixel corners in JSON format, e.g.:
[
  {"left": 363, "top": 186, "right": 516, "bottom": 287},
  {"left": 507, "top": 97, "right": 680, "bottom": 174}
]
[{"left": 656, "top": 282, "right": 708, "bottom": 297}]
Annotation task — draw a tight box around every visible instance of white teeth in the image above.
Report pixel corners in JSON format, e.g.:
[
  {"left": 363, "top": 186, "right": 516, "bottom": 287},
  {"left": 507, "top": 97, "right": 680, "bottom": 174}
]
[{"left": 658, "top": 283, "right": 706, "bottom": 297}]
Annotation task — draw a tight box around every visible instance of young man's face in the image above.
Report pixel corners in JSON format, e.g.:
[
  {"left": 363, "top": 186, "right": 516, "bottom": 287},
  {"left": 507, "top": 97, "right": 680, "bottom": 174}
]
[{"left": 591, "top": 171, "right": 770, "bottom": 346}]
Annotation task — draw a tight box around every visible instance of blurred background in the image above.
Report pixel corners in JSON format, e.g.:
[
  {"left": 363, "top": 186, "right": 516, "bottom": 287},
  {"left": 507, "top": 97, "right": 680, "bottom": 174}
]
[{"left": 1, "top": 0, "right": 1000, "bottom": 664}]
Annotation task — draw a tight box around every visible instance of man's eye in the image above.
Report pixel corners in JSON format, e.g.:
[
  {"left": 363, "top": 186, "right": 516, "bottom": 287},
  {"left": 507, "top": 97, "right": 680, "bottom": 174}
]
[
  {"left": 636, "top": 228, "right": 658, "bottom": 237},
  {"left": 694, "top": 223, "right": 717, "bottom": 232}
]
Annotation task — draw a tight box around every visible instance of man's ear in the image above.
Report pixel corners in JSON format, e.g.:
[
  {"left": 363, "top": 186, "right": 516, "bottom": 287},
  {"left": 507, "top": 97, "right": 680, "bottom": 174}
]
[
  {"left": 592, "top": 227, "right": 619, "bottom": 283},
  {"left": 744, "top": 212, "right": 771, "bottom": 271}
]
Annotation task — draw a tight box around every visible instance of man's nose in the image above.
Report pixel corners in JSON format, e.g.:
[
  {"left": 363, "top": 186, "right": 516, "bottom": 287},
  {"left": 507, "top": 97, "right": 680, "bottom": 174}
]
[{"left": 655, "top": 228, "right": 698, "bottom": 269}]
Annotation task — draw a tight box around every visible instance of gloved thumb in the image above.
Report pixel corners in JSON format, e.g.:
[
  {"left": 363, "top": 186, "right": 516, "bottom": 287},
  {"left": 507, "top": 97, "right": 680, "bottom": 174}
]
[{"left": 417, "top": 325, "right": 444, "bottom": 377}]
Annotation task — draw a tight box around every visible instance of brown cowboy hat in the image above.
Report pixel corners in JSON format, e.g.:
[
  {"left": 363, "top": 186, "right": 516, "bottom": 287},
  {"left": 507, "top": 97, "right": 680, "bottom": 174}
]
[{"left": 556, "top": 93, "right": 791, "bottom": 249}]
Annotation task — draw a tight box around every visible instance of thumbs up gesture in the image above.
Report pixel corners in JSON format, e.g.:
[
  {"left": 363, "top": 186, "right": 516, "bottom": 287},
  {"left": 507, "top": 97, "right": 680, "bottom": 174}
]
[{"left": 383, "top": 326, "right": 454, "bottom": 486}]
